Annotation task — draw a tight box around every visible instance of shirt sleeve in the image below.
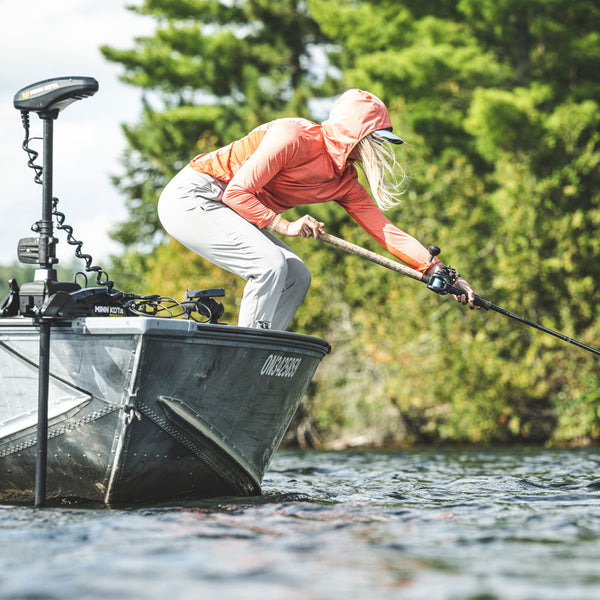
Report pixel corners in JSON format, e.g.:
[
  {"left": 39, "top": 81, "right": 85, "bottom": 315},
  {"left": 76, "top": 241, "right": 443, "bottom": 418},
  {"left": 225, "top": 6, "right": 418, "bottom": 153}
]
[
  {"left": 222, "top": 122, "right": 299, "bottom": 228},
  {"left": 337, "top": 185, "right": 433, "bottom": 273}
]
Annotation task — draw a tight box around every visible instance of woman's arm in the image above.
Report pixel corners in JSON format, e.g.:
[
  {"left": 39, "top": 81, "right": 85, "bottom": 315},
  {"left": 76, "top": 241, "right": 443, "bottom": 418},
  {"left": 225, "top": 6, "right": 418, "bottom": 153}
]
[
  {"left": 339, "top": 187, "right": 478, "bottom": 308},
  {"left": 222, "top": 121, "right": 301, "bottom": 228}
]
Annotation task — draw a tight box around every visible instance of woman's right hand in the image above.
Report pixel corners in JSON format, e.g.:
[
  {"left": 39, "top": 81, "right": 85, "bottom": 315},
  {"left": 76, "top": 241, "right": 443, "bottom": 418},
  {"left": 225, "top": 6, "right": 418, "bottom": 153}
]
[{"left": 270, "top": 214, "right": 325, "bottom": 239}]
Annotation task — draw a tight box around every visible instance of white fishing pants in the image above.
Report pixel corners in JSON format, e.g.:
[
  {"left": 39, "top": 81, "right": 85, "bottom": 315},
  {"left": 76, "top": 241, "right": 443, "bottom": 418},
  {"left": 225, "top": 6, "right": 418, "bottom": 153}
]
[{"left": 158, "top": 166, "right": 311, "bottom": 330}]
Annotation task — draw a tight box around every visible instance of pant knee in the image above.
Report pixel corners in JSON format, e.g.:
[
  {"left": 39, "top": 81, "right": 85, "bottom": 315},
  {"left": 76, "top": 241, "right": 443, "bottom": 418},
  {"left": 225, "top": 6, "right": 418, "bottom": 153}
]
[
  {"left": 255, "top": 249, "right": 288, "bottom": 287},
  {"left": 287, "top": 260, "right": 311, "bottom": 294}
]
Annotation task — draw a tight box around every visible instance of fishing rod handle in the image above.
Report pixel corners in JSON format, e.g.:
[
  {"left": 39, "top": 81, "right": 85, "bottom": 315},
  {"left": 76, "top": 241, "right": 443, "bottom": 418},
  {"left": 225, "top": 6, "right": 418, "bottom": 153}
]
[
  {"left": 319, "top": 232, "right": 425, "bottom": 283},
  {"left": 321, "top": 232, "right": 491, "bottom": 308}
]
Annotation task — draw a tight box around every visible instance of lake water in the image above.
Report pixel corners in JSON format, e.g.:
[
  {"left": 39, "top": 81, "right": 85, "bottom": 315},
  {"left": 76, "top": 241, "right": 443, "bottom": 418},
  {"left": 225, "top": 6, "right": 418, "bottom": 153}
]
[{"left": 1, "top": 446, "right": 600, "bottom": 599}]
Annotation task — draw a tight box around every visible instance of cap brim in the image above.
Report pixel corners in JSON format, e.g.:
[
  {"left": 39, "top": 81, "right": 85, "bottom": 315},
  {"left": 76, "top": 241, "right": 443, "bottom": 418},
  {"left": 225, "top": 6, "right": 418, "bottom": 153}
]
[{"left": 373, "top": 129, "right": 404, "bottom": 144}]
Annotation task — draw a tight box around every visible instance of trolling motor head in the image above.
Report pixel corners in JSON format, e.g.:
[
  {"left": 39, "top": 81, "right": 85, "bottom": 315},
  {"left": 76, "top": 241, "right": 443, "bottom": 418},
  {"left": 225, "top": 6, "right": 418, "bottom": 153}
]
[{"left": 14, "top": 76, "right": 99, "bottom": 119}]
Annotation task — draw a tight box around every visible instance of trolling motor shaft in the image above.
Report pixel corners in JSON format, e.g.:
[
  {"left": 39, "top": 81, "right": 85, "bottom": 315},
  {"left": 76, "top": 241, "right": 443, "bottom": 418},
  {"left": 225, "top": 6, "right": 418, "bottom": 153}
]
[{"left": 12, "top": 76, "right": 99, "bottom": 508}]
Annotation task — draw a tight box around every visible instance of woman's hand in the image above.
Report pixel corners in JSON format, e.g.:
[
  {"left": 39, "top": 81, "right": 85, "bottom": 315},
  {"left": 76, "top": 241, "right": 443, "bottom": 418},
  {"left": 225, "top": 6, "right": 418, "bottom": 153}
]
[
  {"left": 453, "top": 276, "right": 478, "bottom": 309},
  {"left": 426, "top": 263, "right": 479, "bottom": 309},
  {"left": 290, "top": 215, "right": 325, "bottom": 239},
  {"left": 269, "top": 214, "right": 325, "bottom": 239}
]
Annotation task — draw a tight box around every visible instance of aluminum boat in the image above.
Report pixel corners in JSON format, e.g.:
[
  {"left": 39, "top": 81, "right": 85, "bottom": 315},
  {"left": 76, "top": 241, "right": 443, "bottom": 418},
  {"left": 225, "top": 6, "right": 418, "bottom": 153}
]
[{"left": 0, "top": 314, "right": 329, "bottom": 504}]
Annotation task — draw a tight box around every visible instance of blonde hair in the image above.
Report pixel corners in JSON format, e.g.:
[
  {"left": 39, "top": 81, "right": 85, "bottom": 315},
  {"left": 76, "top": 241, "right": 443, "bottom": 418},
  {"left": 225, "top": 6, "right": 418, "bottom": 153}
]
[{"left": 356, "top": 133, "right": 405, "bottom": 211}]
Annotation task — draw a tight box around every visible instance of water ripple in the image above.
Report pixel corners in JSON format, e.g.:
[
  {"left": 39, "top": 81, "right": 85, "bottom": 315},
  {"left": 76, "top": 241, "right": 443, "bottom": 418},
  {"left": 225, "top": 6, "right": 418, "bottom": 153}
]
[{"left": 2, "top": 447, "right": 600, "bottom": 599}]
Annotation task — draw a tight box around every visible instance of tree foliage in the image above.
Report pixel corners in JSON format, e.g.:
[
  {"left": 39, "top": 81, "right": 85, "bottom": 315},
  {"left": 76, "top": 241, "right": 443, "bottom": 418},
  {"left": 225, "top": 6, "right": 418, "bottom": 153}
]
[
  {"left": 305, "top": 0, "right": 600, "bottom": 446},
  {"left": 101, "top": 0, "right": 600, "bottom": 447}
]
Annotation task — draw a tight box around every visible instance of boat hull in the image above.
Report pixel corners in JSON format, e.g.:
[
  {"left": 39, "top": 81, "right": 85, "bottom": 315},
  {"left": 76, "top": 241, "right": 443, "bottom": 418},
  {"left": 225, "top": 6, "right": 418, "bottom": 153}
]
[{"left": 0, "top": 316, "right": 329, "bottom": 504}]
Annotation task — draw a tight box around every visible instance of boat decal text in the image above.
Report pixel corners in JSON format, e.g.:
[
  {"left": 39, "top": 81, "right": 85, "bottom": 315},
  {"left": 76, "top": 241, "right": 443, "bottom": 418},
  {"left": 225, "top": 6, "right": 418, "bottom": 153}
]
[
  {"left": 261, "top": 354, "right": 302, "bottom": 378},
  {"left": 94, "top": 305, "right": 125, "bottom": 315}
]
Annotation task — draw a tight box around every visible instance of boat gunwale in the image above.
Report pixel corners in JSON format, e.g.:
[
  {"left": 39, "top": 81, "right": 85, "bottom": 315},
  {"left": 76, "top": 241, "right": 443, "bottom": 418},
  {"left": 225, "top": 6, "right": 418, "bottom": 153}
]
[{"left": 0, "top": 316, "right": 331, "bottom": 356}]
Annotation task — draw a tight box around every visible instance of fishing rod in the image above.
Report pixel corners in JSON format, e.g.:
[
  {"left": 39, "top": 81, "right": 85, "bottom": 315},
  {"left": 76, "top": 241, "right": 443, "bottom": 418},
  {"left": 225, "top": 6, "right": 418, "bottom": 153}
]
[{"left": 319, "top": 232, "right": 600, "bottom": 357}]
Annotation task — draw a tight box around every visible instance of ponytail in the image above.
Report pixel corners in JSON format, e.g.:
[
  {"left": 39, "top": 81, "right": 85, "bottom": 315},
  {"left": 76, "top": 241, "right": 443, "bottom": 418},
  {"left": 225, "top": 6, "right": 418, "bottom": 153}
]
[{"left": 356, "top": 133, "right": 405, "bottom": 211}]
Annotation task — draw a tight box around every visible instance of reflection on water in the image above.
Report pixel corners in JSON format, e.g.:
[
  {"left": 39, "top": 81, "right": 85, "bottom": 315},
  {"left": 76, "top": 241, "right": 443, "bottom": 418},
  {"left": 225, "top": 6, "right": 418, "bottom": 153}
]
[{"left": 1, "top": 447, "right": 600, "bottom": 599}]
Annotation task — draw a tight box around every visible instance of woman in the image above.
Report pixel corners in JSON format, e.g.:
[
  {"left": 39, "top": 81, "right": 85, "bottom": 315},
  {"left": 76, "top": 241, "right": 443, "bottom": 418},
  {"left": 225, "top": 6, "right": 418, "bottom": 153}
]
[{"left": 158, "top": 89, "right": 476, "bottom": 330}]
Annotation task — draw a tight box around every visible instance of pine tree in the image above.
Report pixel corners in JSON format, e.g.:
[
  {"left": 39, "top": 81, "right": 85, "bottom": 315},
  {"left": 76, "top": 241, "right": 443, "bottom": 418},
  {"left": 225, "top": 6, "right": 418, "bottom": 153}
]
[{"left": 101, "top": 0, "right": 327, "bottom": 253}]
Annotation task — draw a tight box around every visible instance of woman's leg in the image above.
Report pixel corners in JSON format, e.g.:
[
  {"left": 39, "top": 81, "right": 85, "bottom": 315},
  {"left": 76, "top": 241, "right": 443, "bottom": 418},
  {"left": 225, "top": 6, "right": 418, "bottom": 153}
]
[
  {"left": 158, "top": 168, "right": 310, "bottom": 330},
  {"left": 259, "top": 230, "right": 311, "bottom": 330}
]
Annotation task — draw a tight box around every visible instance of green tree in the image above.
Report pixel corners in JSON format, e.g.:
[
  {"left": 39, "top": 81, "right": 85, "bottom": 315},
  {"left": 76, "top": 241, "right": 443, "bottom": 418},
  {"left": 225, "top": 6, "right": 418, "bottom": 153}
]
[
  {"left": 304, "top": 0, "right": 600, "bottom": 446},
  {"left": 101, "top": 0, "right": 600, "bottom": 447}
]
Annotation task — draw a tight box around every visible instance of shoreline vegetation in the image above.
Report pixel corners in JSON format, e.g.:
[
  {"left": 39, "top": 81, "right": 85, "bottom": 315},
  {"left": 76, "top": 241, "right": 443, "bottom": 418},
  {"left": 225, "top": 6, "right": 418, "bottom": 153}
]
[{"left": 282, "top": 331, "right": 600, "bottom": 451}]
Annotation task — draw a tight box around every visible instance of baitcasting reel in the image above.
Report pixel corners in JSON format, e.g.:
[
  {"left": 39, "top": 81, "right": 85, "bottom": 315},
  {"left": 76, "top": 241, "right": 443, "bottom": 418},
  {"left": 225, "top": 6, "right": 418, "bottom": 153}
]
[{"left": 425, "top": 245, "right": 463, "bottom": 296}]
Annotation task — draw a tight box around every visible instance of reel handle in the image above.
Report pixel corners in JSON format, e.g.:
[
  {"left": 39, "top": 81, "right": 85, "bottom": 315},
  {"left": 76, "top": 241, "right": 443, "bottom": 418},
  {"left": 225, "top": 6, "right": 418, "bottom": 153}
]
[{"left": 428, "top": 245, "right": 441, "bottom": 260}]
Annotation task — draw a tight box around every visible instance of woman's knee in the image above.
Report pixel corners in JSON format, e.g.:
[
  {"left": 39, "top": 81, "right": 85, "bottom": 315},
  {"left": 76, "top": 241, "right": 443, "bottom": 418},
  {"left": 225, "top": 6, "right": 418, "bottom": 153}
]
[
  {"left": 287, "top": 258, "right": 311, "bottom": 293},
  {"left": 255, "top": 248, "right": 289, "bottom": 284}
]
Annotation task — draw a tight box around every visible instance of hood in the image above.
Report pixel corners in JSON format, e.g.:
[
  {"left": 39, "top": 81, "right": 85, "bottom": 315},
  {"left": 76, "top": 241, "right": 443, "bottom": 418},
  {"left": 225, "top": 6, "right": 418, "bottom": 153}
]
[{"left": 321, "top": 89, "right": 394, "bottom": 172}]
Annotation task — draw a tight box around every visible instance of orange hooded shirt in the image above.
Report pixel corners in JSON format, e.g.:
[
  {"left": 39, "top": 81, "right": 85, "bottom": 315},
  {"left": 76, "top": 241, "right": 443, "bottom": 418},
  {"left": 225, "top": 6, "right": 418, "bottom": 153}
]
[{"left": 190, "top": 89, "right": 432, "bottom": 272}]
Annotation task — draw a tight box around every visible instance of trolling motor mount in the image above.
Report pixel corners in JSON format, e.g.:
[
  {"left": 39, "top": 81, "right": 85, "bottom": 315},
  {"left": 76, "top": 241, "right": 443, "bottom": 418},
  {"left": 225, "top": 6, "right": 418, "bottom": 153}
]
[{"left": 181, "top": 288, "right": 225, "bottom": 323}]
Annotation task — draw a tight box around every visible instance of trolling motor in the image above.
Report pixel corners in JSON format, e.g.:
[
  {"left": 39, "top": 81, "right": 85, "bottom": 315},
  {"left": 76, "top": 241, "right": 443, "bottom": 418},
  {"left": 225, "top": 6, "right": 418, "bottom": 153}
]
[
  {"left": 6, "top": 77, "right": 154, "bottom": 319},
  {"left": 9, "top": 76, "right": 100, "bottom": 508},
  {"left": 2, "top": 77, "right": 227, "bottom": 323},
  {"left": 4, "top": 76, "right": 227, "bottom": 508}
]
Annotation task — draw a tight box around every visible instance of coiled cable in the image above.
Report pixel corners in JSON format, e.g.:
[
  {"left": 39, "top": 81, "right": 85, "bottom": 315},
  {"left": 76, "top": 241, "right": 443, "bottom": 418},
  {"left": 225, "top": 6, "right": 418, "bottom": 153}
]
[{"left": 19, "top": 110, "right": 115, "bottom": 292}]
